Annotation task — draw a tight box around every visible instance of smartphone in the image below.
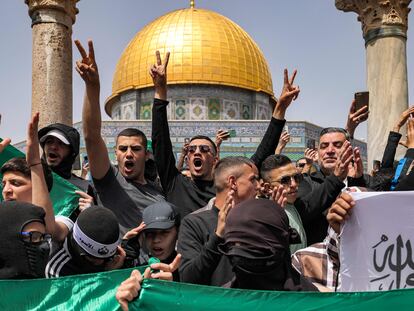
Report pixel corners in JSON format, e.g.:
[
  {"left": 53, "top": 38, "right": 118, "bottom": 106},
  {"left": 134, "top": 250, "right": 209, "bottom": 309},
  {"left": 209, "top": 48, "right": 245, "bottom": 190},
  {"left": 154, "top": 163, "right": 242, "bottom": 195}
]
[
  {"left": 83, "top": 155, "right": 88, "bottom": 165},
  {"left": 307, "top": 139, "right": 315, "bottom": 150},
  {"left": 228, "top": 129, "right": 236, "bottom": 137},
  {"left": 354, "top": 91, "right": 369, "bottom": 111}
]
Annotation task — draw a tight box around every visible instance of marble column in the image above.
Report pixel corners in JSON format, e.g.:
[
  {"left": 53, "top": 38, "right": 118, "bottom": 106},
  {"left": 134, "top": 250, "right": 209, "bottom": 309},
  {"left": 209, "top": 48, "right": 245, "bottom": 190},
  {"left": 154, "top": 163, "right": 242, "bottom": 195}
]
[
  {"left": 25, "top": 0, "right": 79, "bottom": 129},
  {"left": 336, "top": 0, "right": 411, "bottom": 169}
]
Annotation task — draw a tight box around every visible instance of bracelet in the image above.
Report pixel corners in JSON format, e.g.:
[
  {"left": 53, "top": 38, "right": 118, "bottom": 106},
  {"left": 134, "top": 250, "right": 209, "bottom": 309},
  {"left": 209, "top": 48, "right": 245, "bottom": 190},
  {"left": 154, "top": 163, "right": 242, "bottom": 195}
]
[{"left": 29, "top": 162, "right": 42, "bottom": 168}]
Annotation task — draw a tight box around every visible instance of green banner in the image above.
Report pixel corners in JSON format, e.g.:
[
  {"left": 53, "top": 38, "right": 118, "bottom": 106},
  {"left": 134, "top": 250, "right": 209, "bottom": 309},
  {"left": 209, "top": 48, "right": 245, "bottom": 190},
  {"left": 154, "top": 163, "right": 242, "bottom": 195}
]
[
  {"left": 0, "top": 139, "right": 79, "bottom": 216},
  {"left": 0, "top": 268, "right": 414, "bottom": 311}
]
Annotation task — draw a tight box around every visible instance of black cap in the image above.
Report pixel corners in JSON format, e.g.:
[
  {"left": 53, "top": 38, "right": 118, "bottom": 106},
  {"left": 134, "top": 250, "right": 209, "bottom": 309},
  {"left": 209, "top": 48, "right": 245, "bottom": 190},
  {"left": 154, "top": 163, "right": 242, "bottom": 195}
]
[{"left": 143, "top": 202, "right": 180, "bottom": 231}]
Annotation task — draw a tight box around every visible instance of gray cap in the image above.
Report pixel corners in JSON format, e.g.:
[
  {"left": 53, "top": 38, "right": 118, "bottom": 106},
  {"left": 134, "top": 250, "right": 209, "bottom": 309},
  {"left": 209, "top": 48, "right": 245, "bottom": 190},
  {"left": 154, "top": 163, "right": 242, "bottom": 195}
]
[{"left": 143, "top": 202, "right": 180, "bottom": 231}]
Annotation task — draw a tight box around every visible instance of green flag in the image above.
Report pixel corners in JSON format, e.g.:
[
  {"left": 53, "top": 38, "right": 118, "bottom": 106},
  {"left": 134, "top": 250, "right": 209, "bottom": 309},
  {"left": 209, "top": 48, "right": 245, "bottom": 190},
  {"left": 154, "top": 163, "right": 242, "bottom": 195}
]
[
  {"left": 0, "top": 268, "right": 414, "bottom": 311},
  {"left": 0, "top": 139, "right": 79, "bottom": 216}
]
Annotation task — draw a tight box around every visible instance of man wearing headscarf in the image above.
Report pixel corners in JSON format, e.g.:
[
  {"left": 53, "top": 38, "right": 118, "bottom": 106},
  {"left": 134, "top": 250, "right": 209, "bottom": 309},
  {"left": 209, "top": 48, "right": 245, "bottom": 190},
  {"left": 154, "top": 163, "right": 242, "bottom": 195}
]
[
  {"left": 0, "top": 201, "right": 51, "bottom": 279},
  {"left": 220, "top": 198, "right": 317, "bottom": 291}
]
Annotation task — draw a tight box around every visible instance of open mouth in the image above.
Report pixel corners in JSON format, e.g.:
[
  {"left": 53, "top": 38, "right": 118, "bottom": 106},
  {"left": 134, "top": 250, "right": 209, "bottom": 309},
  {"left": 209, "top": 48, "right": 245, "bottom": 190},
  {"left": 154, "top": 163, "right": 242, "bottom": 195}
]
[
  {"left": 48, "top": 152, "right": 58, "bottom": 160},
  {"left": 193, "top": 158, "right": 203, "bottom": 168},
  {"left": 151, "top": 247, "right": 164, "bottom": 256},
  {"left": 124, "top": 160, "right": 134, "bottom": 172}
]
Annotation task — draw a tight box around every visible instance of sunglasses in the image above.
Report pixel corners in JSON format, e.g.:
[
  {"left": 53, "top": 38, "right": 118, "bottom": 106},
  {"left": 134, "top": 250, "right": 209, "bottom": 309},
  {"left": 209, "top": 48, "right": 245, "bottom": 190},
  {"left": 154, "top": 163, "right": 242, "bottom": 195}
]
[
  {"left": 277, "top": 173, "right": 303, "bottom": 186},
  {"left": 296, "top": 163, "right": 306, "bottom": 168},
  {"left": 21, "top": 231, "right": 51, "bottom": 244},
  {"left": 187, "top": 144, "right": 212, "bottom": 154}
]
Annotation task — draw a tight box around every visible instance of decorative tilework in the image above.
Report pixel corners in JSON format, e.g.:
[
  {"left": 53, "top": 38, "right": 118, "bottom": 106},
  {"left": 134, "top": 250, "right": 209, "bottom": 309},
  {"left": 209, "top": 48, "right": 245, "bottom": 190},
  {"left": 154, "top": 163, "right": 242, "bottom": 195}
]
[
  {"left": 122, "top": 102, "right": 136, "bottom": 120},
  {"left": 140, "top": 102, "right": 152, "bottom": 120},
  {"left": 189, "top": 98, "right": 206, "bottom": 120},
  {"left": 223, "top": 100, "right": 240, "bottom": 120},
  {"left": 175, "top": 99, "right": 187, "bottom": 120},
  {"left": 241, "top": 103, "right": 251, "bottom": 120},
  {"left": 256, "top": 102, "right": 271, "bottom": 120},
  {"left": 112, "top": 107, "right": 121, "bottom": 120},
  {"left": 208, "top": 99, "right": 220, "bottom": 120}
]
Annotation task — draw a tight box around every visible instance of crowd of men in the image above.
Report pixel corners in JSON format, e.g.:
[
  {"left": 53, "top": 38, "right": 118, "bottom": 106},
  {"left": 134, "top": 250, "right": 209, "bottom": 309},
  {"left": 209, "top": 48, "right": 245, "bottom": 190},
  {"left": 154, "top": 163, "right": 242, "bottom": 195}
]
[{"left": 1, "top": 39, "right": 414, "bottom": 310}]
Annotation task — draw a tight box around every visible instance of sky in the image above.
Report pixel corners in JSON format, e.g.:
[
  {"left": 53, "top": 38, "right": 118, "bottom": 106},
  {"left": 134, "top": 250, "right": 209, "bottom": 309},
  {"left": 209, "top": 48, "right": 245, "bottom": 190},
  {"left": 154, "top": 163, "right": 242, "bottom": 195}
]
[{"left": 1, "top": 0, "right": 413, "bottom": 143}]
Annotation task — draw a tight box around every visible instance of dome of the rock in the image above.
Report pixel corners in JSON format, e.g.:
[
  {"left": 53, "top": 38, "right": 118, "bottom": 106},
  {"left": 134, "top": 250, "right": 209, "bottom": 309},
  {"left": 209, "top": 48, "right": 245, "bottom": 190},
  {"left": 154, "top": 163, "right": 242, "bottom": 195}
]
[{"left": 105, "top": 7, "right": 274, "bottom": 117}]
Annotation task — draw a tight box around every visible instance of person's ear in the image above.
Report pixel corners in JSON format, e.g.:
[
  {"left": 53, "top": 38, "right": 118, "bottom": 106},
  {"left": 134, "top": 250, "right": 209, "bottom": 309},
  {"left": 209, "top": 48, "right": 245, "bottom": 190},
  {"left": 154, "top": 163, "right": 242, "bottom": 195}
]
[
  {"left": 145, "top": 150, "right": 149, "bottom": 161},
  {"left": 228, "top": 175, "right": 237, "bottom": 192}
]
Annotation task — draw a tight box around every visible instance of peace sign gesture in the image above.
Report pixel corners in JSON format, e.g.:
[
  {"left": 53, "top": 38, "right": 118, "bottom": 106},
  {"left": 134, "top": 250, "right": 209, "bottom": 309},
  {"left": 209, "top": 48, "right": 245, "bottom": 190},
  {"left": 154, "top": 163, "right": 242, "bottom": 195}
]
[
  {"left": 75, "top": 40, "right": 100, "bottom": 86},
  {"left": 274, "top": 69, "right": 300, "bottom": 119},
  {"left": 150, "top": 51, "right": 170, "bottom": 100}
]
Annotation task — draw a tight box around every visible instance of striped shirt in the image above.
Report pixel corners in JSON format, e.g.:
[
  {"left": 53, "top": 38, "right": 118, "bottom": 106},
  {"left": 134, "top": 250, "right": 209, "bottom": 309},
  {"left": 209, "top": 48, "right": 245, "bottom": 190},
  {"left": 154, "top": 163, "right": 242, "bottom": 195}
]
[
  {"left": 291, "top": 227, "right": 340, "bottom": 291},
  {"left": 45, "top": 238, "right": 73, "bottom": 278}
]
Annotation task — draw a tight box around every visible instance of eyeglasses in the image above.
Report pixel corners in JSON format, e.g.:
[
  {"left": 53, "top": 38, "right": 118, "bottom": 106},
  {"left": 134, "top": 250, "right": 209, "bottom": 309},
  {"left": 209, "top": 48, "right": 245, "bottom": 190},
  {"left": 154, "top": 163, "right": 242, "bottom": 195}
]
[
  {"left": 276, "top": 173, "right": 303, "bottom": 186},
  {"left": 20, "top": 231, "right": 51, "bottom": 244},
  {"left": 187, "top": 144, "right": 213, "bottom": 154}
]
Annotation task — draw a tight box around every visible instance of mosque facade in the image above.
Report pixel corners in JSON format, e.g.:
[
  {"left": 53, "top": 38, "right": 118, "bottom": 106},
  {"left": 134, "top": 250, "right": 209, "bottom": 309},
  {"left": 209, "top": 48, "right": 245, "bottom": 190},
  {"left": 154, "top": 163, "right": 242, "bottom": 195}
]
[{"left": 18, "top": 4, "right": 367, "bottom": 167}]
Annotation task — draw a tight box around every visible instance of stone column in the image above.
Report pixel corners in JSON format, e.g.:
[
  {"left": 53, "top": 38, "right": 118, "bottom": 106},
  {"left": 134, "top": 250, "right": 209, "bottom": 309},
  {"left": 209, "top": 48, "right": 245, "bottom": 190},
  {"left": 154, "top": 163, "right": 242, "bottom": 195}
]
[
  {"left": 25, "top": 0, "right": 79, "bottom": 129},
  {"left": 336, "top": 0, "right": 411, "bottom": 168}
]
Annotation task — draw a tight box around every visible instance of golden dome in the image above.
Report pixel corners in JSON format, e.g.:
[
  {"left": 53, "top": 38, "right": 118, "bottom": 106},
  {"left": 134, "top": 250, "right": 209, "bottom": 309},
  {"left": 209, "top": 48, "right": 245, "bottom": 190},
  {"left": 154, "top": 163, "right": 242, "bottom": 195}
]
[{"left": 105, "top": 7, "right": 274, "bottom": 115}]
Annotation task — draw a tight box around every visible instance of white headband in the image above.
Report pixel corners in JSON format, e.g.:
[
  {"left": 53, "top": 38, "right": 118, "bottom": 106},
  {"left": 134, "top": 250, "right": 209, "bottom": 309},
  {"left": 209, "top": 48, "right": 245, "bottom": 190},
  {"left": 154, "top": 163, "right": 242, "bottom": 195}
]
[{"left": 73, "top": 222, "right": 119, "bottom": 258}]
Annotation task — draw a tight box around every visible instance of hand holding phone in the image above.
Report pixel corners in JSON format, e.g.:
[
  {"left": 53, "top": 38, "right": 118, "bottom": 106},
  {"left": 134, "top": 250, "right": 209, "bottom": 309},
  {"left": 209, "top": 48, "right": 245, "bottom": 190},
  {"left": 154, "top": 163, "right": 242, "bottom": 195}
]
[{"left": 354, "top": 91, "right": 369, "bottom": 112}]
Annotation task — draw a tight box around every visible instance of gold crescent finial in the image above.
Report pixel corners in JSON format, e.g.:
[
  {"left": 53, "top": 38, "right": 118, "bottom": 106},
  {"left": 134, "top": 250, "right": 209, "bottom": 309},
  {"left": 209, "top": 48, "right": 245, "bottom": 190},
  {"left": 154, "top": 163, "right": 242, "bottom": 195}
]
[{"left": 190, "top": 0, "right": 195, "bottom": 8}]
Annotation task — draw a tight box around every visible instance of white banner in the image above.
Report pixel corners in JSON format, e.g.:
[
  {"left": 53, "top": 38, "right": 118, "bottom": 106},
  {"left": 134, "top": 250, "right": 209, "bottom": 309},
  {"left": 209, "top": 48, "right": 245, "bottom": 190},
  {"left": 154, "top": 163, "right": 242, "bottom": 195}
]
[{"left": 340, "top": 191, "right": 414, "bottom": 292}]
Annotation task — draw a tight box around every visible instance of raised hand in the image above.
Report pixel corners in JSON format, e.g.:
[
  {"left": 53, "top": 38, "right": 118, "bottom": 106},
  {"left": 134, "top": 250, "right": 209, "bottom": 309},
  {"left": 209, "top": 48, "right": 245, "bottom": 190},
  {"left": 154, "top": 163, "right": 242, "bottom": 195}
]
[
  {"left": 215, "top": 129, "right": 230, "bottom": 149},
  {"left": 0, "top": 138, "right": 11, "bottom": 154},
  {"left": 216, "top": 189, "right": 235, "bottom": 237},
  {"left": 333, "top": 140, "right": 354, "bottom": 181},
  {"left": 274, "top": 69, "right": 300, "bottom": 120},
  {"left": 346, "top": 100, "right": 369, "bottom": 138},
  {"left": 26, "top": 112, "right": 41, "bottom": 167},
  {"left": 75, "top": 40, "right": 100, "bottom": 86},
  {"left": 406, "top": 117, "right": 414, "bottom": 148},
  {"left": 150, "top": 51, "right": 170, "bottom": 100},
  {"left": 123, "top": 222, "right": 146, "bottom": 240},
  {"left": 275, "top": 130, "right": 290, "bottom": 154},
  {"left": 347, "top": 147, "right": 363, "bottom": 179},
  {"left": 75, "top": 190, "right": 94, "bottom": 211},
  {"left": 304, "top": 148, "right": 318, "bottom": 164},
  {"left": 271, "top": 185, "right": 287, "bottom": 208},
  {"left": 394, "top": 106, "right": 414, "bottom": 133}
]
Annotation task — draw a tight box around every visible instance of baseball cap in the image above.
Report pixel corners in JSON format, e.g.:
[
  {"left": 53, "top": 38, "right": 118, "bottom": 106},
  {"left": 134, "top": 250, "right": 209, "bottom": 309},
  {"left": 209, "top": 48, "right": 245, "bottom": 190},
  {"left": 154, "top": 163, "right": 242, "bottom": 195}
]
[
  {"left": 143, "top": 202, "right": 180, "bottom": 231},
  {"left": 39, "top": 129, "right": 70, "bottom": 145}
]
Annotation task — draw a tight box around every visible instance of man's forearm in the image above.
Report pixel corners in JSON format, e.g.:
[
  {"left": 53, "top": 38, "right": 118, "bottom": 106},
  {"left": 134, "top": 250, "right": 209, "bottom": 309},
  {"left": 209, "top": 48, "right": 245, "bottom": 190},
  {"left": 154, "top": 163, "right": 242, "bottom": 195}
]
[
  {"left": 82, "top": 85, "right": 101, "bottom": 140},
  {"left": 154, "top": 86, "right": 167, "bottom": 101},
  {"left": 31, "top": 165, "right": 58, "bottom": 239}
]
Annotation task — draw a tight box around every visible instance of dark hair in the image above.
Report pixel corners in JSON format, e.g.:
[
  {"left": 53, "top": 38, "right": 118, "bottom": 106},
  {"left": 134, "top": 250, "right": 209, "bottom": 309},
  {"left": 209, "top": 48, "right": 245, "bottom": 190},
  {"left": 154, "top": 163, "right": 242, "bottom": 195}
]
[
  {"left": 213, "top": 156, "right": 254, "bottom": 192},
  {"left": 190, "top": 135, "right": 217, "bottom": 155},
  {"left": 1, "top": 157, "right": 53, "bottom": 192},
  {"left": 319, "top": 127, "right": 350, "bottom": 141},
  {"left": 260, "top": 155, "right": 292, "bottom": 182},
  {"left": 116, "top": 128, "right": 148, "bottom": 150}
]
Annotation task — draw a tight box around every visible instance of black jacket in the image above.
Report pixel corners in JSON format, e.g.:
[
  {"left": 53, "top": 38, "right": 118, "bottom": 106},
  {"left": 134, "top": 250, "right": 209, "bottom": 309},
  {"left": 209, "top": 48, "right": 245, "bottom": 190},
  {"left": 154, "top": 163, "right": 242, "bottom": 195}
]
[
  {"left": 151, "top": 98, "right": 285, "bottom": 218},
  {"left": 296, "top": 174, "right": 344, "bottom": 245},
  {"left": 177, "top": 206, "right": 234, "bottom": 286}
]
